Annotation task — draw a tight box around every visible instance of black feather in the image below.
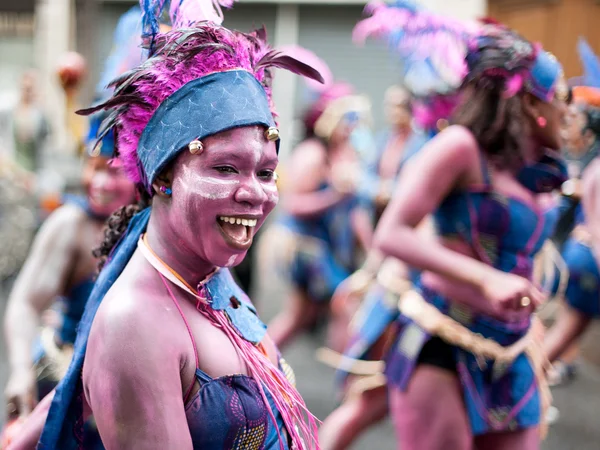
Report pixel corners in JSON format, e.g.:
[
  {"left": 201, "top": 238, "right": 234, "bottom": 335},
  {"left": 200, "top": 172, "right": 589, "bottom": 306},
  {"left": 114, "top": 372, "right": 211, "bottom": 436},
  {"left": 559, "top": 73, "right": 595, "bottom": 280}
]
[{"left": 256, "top": 51, "right": 324, "bottom": 84}]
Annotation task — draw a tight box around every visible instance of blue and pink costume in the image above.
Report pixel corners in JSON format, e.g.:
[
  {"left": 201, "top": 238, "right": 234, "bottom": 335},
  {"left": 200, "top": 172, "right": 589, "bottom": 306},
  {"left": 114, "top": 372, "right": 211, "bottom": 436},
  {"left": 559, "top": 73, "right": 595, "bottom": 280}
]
[{"left": 340, "top": 151, "right": 567, "bottom": 434}]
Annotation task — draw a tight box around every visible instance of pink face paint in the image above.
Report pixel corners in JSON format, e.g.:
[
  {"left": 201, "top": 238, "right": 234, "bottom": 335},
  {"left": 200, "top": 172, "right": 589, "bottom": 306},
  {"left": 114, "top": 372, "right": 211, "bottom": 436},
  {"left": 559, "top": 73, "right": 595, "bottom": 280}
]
[
  {"left": 164, "top": 126, "right": 278, "bottom": 269},
  {"left": 84, "top": 156, "right": 137, "bottom": 218}
]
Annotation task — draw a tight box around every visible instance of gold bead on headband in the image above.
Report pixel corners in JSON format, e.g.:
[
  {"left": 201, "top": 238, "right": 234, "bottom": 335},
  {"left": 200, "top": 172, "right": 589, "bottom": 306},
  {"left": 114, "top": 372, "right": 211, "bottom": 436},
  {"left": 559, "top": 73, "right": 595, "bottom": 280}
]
[
  {"left": 265, "top": 127, "right": 280, "bottom": 141},
  {"left": 188, "top": 139, "right": 204, "bottom": 155}
]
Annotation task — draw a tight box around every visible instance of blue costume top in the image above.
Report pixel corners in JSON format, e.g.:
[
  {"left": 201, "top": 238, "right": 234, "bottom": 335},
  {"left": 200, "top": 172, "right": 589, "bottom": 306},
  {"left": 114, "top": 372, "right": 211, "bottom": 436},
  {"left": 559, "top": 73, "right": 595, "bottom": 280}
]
[
  {"left": 434, "top": 154, "right": 559, "bottom": 278},
  {"left": 186, "top": 371, "right": 289, "bottom": 450},
  {"left": 160, "top": 267, "right": 291, "bottom": 450},
  {"left": 152, "top": 262, "right": 293, "bottom": 450}
]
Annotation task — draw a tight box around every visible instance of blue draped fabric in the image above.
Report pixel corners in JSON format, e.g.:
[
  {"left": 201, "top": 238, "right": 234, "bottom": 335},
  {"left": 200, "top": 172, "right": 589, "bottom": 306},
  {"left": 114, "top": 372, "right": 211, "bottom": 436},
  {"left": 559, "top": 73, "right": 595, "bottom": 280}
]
[{"left": 39, "top": 208, "right": 151, "bottom": 449}]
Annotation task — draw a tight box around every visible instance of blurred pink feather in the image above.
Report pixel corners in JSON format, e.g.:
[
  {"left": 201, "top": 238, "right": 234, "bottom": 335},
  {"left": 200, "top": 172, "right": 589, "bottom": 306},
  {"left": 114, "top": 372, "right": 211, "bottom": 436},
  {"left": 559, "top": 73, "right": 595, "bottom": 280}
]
[
  {"left": 353, "top": 0, "right": 481, "bottom": 96},
  {"left": 278, "top": 45, "right": 334, "bottom": 92}
]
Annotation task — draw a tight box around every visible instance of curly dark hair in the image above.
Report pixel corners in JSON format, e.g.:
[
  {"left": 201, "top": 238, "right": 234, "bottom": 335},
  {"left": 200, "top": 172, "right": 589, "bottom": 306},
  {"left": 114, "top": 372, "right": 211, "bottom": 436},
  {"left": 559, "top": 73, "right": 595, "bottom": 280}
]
[{"left": 93, "top": 189, "right": 150, "bottom": 271}]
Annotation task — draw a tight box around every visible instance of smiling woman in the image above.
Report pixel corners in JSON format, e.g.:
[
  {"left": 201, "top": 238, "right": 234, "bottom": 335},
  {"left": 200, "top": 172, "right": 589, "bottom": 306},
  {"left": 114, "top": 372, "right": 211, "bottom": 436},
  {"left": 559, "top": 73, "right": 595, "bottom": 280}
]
[{"left": 18, "top": 1, "right": 324, "bottom": 449}]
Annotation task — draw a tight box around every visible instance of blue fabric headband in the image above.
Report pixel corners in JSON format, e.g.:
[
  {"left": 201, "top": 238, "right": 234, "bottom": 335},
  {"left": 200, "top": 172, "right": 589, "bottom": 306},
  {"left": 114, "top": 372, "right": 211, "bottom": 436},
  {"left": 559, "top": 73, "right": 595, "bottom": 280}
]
[
  {"left": 138, "top": 69, "right": 277, "bottom": 189},
  {"left": 528, "top": 51, "right": 563, "bottom": 102}
]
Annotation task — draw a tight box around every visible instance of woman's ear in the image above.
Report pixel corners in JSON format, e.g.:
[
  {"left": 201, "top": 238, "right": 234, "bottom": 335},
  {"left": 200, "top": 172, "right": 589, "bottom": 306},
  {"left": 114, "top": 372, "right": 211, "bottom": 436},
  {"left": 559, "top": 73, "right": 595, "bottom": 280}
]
[
  {"left": 151, "top": 167, "right": 174, "bottom": 198},
  {"left": 521, "top": 92, "right": 540, "bottom": 122}
]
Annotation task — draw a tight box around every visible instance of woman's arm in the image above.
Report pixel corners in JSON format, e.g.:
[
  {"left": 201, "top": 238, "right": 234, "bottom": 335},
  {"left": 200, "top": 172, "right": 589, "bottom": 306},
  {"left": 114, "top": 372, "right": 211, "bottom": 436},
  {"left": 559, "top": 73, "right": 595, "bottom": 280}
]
[
  {"left": 282, "top": 140, "right": 350, "bottom": 219},
  {"left": 373, "top": 126, "right": 493, "bottom": 285},
  {"left": 373, "top": 126, "right": 544, "bottom": 310},
  {"left": 4, "top": 205, "right": 82, "bottom": 415},
  {"left": 83, "top": 295, "right": 193, "bottom": 449}
]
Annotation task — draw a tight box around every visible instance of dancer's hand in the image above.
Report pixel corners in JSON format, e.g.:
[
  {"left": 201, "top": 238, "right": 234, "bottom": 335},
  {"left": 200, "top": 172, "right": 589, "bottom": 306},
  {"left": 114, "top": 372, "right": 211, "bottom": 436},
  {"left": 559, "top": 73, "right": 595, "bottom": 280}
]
[
  {"left": 5, "top": 368, "right": 36, "bottom": 419},
  {"left": 480, "top": 271, "right": 546, "bottom": 318}
]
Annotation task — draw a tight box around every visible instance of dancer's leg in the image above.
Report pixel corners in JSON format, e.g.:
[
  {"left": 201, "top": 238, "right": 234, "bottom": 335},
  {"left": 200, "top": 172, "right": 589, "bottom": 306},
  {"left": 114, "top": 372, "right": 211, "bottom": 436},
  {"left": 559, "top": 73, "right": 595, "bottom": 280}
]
[
  {"left": 268, "top": 288, "right": 320, "bottom": 349},
  {"left": 319, "top": 386, "right": 388, "bottom": 450},
  {"left": 389, "top": 365, "right": 472, "bottom": 450},
  {"left": 544, "top": 303, "right": 590, "bottom": 363}
]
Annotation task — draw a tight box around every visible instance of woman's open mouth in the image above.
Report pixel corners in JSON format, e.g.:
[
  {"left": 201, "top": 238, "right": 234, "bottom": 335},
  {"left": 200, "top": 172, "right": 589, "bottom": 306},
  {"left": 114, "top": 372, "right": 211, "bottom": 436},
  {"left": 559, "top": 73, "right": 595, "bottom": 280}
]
[{"left": 217, "top": 215, "right": 259, "bottom": 251}]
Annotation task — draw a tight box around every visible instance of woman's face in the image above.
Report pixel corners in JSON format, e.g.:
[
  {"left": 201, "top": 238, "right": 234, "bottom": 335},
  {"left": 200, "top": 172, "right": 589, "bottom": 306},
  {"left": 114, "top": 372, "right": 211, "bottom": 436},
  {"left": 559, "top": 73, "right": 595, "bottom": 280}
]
[
  {"left": 562, "top": 104, "right": 588, "bottom": 156},
  {"left": 329, "top": 111, "right": 360, "bottom": 146},
  {"left": 165, "top": 126, "right": 278, "bottom": 268},
  {"left": 83, "top": 156, "right": 137, "bottom": 217},
  {"left": 384, "top": 87, "right": 412, "bottom": 128}
]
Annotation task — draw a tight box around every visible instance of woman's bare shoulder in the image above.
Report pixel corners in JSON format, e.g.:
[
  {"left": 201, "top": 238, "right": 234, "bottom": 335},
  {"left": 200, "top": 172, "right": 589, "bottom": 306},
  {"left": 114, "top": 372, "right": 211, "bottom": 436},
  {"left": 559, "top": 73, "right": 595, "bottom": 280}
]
[{"left": 86, "top": 264, "right": 182, "bottom": 362}]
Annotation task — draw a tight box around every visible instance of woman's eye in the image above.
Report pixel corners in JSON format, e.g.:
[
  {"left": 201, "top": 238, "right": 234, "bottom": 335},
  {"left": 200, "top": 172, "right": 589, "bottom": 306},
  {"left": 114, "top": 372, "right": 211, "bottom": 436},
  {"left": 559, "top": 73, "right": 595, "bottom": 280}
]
[
  {"left": 215, "top": 166, "right": 237, "bottom": 174},
  {"left": 258, "top": 170, "right": 275, "bottom": 181}
]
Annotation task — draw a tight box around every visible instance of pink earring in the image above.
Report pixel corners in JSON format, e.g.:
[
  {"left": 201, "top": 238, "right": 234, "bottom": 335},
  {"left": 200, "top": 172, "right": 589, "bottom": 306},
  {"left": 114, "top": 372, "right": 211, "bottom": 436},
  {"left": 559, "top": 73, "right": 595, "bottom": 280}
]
[{"left": 537, "top": 116, "right": 547, "bottom": 128}]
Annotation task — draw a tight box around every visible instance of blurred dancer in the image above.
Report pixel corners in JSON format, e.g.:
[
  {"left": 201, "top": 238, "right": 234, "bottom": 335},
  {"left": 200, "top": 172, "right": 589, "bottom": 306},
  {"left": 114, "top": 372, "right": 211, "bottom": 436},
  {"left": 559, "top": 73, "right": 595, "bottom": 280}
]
[
  {"left": 3, "top": 117, "right": 136, "bottom": 450},
  {"left": 544, "top": 72, "right": 600, "bottom": 378},
  {"left": 266, "top": 81, "right": 373, "bottom": 350},
  {"left": 11, "top": 1, "right": 324, "bottom": 448},
  {"left": 538, "top": 40, "right": 600, "bottom": 390},
  {"left": 320, "top": 92, "right": 450, "bottom": 450},
  {"left": 9, "top": 71, "right": 50, "bottom": 174},
  {"left": 368, "top": 85, "right": 414, "bottom": 220},
  {"left": 2, "top": 7, "right": 143, "bottom": 448},
  {"left": 325, "top": 3, "right": 568, "bottom": 450},
  {"left": 3, "top": 114, "right": 136, "bottom": 414}
]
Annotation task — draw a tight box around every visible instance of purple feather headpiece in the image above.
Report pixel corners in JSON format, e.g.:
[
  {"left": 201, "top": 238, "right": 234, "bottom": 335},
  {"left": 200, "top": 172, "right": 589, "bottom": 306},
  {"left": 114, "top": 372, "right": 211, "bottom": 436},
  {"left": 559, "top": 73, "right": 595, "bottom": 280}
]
[
  {"left": 79, "top": 24, "right": 323, "bottom": 186},
  {"left": 353, "top": 1, "right": 562, "bottom": 129}
]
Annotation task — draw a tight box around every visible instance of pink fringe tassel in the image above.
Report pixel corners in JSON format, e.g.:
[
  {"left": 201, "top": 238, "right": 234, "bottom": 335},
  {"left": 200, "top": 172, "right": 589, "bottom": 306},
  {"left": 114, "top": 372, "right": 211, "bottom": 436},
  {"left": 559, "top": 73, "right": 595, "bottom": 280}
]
[{"left": 194, "top": 293, "right": 321, "bottom": 450}]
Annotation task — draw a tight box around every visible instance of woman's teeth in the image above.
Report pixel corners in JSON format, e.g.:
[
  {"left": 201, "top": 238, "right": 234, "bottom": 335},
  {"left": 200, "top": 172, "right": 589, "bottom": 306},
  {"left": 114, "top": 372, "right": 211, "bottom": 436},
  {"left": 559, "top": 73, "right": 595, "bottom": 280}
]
[{"left": 218, "top": 216, "right": 257, "bottom": 227}]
